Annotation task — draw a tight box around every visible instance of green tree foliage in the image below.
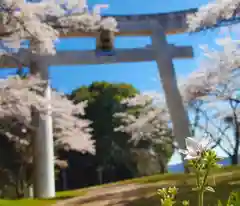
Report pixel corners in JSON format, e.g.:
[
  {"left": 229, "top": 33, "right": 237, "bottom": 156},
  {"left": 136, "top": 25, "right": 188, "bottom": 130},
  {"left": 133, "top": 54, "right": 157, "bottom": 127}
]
[
  {"left": 67, "top": 82, "right": 174, "bottom": 186},
  {"left": 68, "top": 82, "right": 139, "bottom": 183}
]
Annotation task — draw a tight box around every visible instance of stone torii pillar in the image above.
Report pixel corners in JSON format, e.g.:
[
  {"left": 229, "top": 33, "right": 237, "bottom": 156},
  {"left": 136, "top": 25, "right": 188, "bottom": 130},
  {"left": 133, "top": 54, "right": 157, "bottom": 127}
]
[
  {"left": 30, "top": 56, "right": 55, "bottom": 198},
  {"left": 150, "top": 21, "right": 191, "bottom": 165}
]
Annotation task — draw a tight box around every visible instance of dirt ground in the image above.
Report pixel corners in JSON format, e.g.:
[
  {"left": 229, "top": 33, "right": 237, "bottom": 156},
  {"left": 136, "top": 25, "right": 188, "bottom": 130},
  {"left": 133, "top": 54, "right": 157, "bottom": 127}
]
[
  {"left": 54, "top": 184, "right": 144, "bottom": 206},
  {"left": 53, "top": 180, "right": 178, "bottom": 206}
]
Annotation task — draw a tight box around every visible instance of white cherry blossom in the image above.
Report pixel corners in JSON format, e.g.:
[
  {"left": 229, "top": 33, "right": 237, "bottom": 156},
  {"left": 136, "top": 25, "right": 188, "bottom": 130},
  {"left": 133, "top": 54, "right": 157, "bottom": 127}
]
[
  {"left": 0, "top": 75, "right": 95, "bottom": 154},
  {"left": 187, "top": 0, "right": 240, "bottom": 32},
  {"left": 114, "top": 92, "right": 171, "bottom": 145},
  {"left": 0, "top": 0, "right": 117, "bottom": 57}
]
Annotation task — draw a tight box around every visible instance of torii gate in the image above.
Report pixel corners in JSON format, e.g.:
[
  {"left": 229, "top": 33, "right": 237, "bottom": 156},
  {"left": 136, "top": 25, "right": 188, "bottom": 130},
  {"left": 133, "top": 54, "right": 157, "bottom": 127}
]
[{"left": 1, "top": 8, "right": 196, "bottom": 198}]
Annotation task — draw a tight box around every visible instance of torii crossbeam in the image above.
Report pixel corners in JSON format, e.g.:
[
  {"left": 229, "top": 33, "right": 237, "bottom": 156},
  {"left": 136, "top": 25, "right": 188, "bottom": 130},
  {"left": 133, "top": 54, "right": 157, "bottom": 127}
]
[
  {"left": 0, "top": 44, "right": 193, "bottom": 68},
  {"left": 60, "top": 8, "right": 197, "bottom": 37}
]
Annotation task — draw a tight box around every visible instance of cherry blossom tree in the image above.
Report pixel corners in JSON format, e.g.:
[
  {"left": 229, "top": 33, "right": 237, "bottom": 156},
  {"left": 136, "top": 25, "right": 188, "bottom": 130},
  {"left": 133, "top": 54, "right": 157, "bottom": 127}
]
[
  {"left": 187, "top": 0, "right": 240, "bottom": 32},
  {"left": 180, "top": 37, "right": 240, "bottom": 164},
  {"left": 0, "top": 75, "right": 95, "bottom": 196},
  {"left": 185, "top": 0, "right": 240, "bottom": 118},
  {"left": 114, "top": 92, "right": 176, "bottom": 173},
  {"left": 0, "top": 75, "right": 95, "bottom": 152},
  {"left": 114, "top": 92, "right": 170, "bottom": 145},
  {"left": 0, "top": 0, "right": 117, "bottom": 58}
]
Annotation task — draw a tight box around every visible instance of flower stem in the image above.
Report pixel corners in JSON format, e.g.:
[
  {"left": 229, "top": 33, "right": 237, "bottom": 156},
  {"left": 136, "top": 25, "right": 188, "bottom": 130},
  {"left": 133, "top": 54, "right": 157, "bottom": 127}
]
[
  {"left": 198, "top": 164, "right": 210, "bottom": 206},
  {"left": 202, "top": 167, "right": 210, "bottom": 188},
  {"left": 198, "top": 190, "right": 204, "bottom": 206}
]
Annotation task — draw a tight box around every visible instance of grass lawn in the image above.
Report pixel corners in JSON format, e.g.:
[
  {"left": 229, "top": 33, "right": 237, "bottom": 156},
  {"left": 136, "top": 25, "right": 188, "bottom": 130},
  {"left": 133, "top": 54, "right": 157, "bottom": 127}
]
[
  {"left": 123, "top": 173, "right": 240, "bottom": 206},
  {"left": 121, "top": 166, "right": 240, "bottom": 206},
  {"left": 0, "top": 199, "right": 56, "bottom": 206},
  {"left": 0, "top": 165, "right": 240, "bottom": 206},
  {"left": 0, "top": 190, "right": 87, "bottom": 206}
]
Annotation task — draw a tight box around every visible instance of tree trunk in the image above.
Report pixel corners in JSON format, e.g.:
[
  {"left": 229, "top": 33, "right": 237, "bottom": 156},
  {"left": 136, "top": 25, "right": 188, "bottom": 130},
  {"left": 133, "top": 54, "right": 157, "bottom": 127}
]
[
  {"left": 233, "top": 127, "right": 240, "bottom": 165},
  {"left": 15, "top": 164, "right": 27, "bottom": 199},
  {"left": 229, "top": 101, "right": 239, "bottom": 165},
  {"left": 232, "top": 110, "right": 239, "bottom": 165},
  {"left": 159, "top": 159, "right": 167, "bottom": 174},
  {"left": 181, "top": 155, "right": 190, "bottom": 173},
  {"left": 232, "top": 144, "right": 239, "bottom": 165},
  {"left": 231, "top": 154, "right": 238, "bottom": 165},
  {"left": 15, "top": 180, "right": 24, "bottom": 199}
]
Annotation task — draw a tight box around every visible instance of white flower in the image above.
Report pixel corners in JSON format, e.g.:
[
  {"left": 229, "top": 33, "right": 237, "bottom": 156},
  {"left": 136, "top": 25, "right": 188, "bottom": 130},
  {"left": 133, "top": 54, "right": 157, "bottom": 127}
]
[{"left": 179, "top": 137, "right": 210, "bottom": 160}]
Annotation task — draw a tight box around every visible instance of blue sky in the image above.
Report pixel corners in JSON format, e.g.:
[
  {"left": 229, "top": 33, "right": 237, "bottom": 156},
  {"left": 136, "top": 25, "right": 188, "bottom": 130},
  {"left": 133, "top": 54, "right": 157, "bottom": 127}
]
[{"left": 0, "top": 0, "right": 231, "bottom": 164}]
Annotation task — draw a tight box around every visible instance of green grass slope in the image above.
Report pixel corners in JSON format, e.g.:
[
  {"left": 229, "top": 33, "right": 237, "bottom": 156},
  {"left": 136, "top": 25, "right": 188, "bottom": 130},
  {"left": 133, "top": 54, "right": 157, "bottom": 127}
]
[{"left": 0, "top": 165, "right": 240, "bottom": 206}]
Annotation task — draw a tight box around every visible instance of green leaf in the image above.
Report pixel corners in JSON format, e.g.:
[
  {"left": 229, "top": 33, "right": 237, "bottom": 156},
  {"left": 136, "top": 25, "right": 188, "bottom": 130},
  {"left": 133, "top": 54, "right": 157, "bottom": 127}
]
[
  {"left": 226, "top": 192, "right": 239, "bottom": 206},
  {"left": 217, "top": 200, "right": 223, "bottom": 206},
  {"left": 182, "top": 200, "right": 189, "bottom": 206}
]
